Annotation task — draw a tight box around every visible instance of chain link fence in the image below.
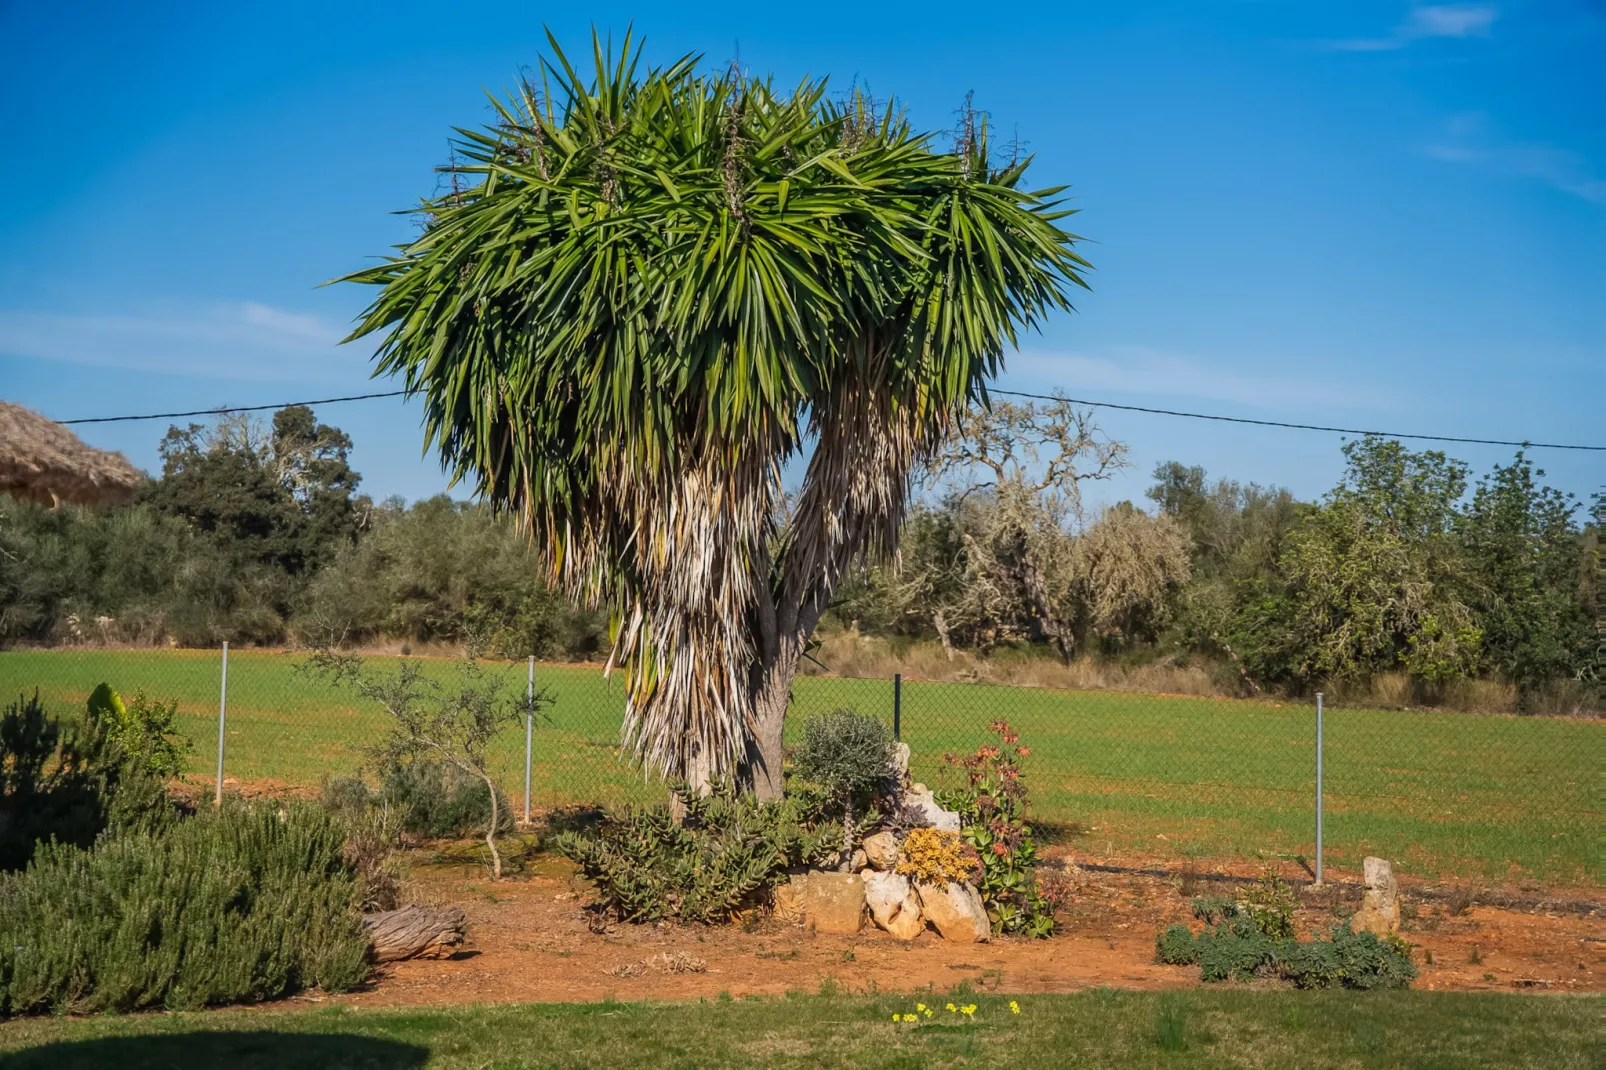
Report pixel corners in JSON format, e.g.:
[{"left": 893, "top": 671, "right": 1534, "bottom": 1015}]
[{"left": 3, "top": 646, "right": 1599, "bottom": 889}]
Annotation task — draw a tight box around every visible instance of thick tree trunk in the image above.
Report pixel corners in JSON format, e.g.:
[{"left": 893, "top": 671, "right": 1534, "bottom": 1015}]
[{"left": 746, "top": 645, "right": 799, "bottom": 802}]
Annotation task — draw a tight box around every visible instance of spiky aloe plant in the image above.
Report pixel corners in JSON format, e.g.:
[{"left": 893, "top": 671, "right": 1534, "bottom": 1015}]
[{"left": 339, "top": 30, "right": 1088, "bottom": 798}]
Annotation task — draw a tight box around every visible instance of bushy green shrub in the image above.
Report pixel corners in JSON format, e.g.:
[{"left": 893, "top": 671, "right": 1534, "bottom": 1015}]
[
  {"left": 556, "top": 781, "right": 839, "bottom": 924},
  {"left": 1239, "top": 873, "right": 1298, "bottom": 940},
  {"left": 1155, "top": 924, "right": 1200, "bottom": 966},
  {"left": 1195, "top": 915, "right": 1277, "bottom": 982},
  {"left": 1277, "top": 925, "right": 1418, "bottom": 990},
  {"left": 86, "top": 684, "right": 192, "bottom": 780},
  {"left": 378, "top": 759, "right": 513, "bottom": 839},
  {"left": 0, "top": 802, "right": 369, "bottom": 1016},
  {"left": 0, "top": 692, "right": 176, "bottom": 871},
  {"left": 791, "top": 710, "right": 894, "bottom": 872}
]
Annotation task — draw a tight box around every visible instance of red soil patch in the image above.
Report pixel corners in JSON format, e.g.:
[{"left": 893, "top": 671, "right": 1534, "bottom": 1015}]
[{"left": 318, "top": 848, "right": 1602, "bottom": 1009}]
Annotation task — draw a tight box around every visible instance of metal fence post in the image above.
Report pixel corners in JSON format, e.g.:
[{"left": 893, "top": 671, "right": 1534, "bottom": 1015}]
[
  {"left": 215, "top": 642, "right": 228, "bottom": 807},
  {"left": 893, "top": 673, "right": 902, "bottom": 741},
  {"left": 1314, "top": 691, "right": 1324, "bottom": 887},
  {"left": 524, "top": 655, "right": 534, "bottom": 825}
]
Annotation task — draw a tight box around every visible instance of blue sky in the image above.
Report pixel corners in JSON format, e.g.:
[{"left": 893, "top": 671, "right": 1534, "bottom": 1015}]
[{"left": 2, "top": 1, "right": 1601, "bottom": 509}]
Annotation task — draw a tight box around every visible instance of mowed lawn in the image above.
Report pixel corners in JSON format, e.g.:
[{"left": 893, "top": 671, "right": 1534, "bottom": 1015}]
[
  {"left": 0, "top": 991, "right": 1598, "bottom": 1069},
  {"left": 3, "top": 648, "right": 1599, "bottom": 885}
]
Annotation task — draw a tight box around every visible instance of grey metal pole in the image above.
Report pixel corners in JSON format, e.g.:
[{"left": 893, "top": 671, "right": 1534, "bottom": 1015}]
[
  {"left": 524, "top": 655, "right": 534, "bottom": 825},
  {"left": 1314, "top": 691, "right": 1324, "bottom": 887},
  {"left": 215, "top": 642, "right": 229, "bottom": 807},
  {"left": 893, "top": 673, "right": 902, "bottom": 741}
]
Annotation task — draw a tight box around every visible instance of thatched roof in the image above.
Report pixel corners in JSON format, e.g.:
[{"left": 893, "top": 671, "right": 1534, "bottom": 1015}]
[{"left": 0, "top": 401, "right": 143, "bottom": 507}]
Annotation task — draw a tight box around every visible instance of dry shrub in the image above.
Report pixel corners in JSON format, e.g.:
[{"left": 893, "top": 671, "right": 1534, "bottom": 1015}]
[
  {"left": 806, "top": 631, "right": 1598, "bottom": 717},
  {"left": 804, "top": 630, "right": 1221, "bottom": 697}
]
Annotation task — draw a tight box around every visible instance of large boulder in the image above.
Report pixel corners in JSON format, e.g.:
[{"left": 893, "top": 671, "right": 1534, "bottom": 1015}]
[
  {"left": 791, "top": 871, "right": 866, "bottom": 935},
  {"left": 1351, "top": 856, "right": 1400, "bottom": 936},
  {"left": 903, "top": 784, "right": 961, "bottom": 832},
  {"left": 862, "top": 831, "right": 900, "bottom": 871},
  {"left": 916, "top": 880, "right": 990, "bottom": 942},
  {"left": 862, "top": 869, "right": 925, "bottom": 941}
]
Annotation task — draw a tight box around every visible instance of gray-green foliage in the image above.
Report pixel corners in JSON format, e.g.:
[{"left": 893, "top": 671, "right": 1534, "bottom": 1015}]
[
  {"left": 0, "top": 802, "right": 369, "bottom": 1016},
  {"left": 555, "top": 781, "right": 840, "bottom": 924},
  {"left": 1155, "top": 897, "right": 1416, "bottom": 990},
  {"left": 792, "top": 710, "right": 893, "bottom": 870}
]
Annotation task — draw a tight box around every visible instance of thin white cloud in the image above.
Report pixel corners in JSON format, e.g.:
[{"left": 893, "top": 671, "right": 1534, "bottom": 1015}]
[
  {"left": 0, "top": 302, "right": 369, "bottom": 382},
  {"left": 1330, "top": 3, "right": 1498, "bottom": 51},
  {"left": 1426, "top": 113, "right": 1606, "bottom": 205},
  {"left": 1004, "top": 347, "right": 1385, "bottom": 411}
]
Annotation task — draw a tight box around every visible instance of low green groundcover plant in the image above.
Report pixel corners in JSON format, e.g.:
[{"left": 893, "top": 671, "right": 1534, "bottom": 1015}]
[
  {"left": 556, "top": 781, "right": 840, "bottom": 924},
  {"left": 1156, "top": 894, "right": 1416, "bottom": 989},
  {"left": 0, "top": 802, "right": 370, "bottom": 1016}
]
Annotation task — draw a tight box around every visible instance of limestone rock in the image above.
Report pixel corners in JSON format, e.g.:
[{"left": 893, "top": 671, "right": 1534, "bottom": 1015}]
[
  {"left": 903, "top": 784, "right": 961, "bottom": 832},
  {"left": 916, "top": 880, "right": 990, "bottom": 942},
  {"left": 890, "top": 741, "right": 911, "bottom": 786},
  {"left": 1351, "top": 856, "right": 1400, "bottom": 936},
  {"left": 772, "top": 874, "right": 808, "bottom": 922},
  {"left": 797, "top": 871, "right": 866, "bottom": 935},
  {"left": 862, "top": 831, "right": 900, "bottom": 871},
  {"left": 862, "top": 869, "right": 925, "bottom": 941}
]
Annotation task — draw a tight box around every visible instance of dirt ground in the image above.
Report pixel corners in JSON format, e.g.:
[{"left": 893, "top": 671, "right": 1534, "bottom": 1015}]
[{"left": 318, "top": 844, "right": 1603, "bottom": 1009}]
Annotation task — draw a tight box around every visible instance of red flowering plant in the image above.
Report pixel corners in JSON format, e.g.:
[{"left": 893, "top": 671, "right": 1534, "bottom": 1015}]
[{"left": 936, "top": 721, "right": 1054, "bottom": 938}]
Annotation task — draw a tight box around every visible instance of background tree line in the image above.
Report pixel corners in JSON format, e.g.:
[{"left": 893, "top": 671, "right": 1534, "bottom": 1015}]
[
  {"left": 0, "top": 405, "right": 607, "bottom": 660},
  {"left": 0, "top": 402, "right": 1597, "bottom": 711}
]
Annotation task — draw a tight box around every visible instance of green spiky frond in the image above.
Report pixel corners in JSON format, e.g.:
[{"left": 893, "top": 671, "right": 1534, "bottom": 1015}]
[{"left": 340, "top": 30, "right": 1089, "bottom": 782}]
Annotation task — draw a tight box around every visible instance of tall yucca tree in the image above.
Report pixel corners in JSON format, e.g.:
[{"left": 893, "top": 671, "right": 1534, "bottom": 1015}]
[{"left": 341, "top": 32, "right": 1089, "bottom": 799}]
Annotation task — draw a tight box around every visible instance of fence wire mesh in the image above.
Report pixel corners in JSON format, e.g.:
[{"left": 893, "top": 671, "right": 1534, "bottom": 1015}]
[{"left": 3, "top": 646, "right": 1599, "bottom": 889}]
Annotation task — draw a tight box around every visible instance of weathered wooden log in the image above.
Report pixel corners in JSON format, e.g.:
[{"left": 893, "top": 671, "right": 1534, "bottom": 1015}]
[{"left": 363, "top": 905, "right": 468, "bottom": 962}]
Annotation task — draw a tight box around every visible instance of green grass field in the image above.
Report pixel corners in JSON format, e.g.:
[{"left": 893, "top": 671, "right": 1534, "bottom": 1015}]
[
  {"left": 2, "top": 648, "right": 1599, "bottom": 885},
  {"left": 0, "top": 991, "right": 1597, "bottom": 1069}
]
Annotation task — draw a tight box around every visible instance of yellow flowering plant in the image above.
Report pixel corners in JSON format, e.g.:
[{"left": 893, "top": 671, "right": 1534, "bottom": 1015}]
[{"left": 894, "top": 828, "right": 980, "bottom": 884}]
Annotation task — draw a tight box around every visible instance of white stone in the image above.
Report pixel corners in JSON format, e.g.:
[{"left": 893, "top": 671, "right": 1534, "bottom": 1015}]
[
  {"left": 891, "top": 742, "right": 911, "bottom": 785},
  {"left": 903, "top": 785, "right": 961, "bottom": 832},
  {"left": 1352, "top": 856, "right": 1400, "bottom": 936},
  {"left": 862, "top": 869, "right": 925, "bottom": 941}
]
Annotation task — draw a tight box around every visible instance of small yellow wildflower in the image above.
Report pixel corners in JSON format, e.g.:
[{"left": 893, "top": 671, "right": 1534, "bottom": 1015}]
[
  {"left": 891, "top": 1013, "right": 899, "bottom": 1022},
  {"left": 962, "top": 1004, "right": 977, "bottom": 1017},
  {"left": 1010, "top": 1000, "right": 1021, "bottom": 1015},
  {"left": 946, "top": 1003, "right": 957, "bottom": 1013},
  {"left": 903, "top": 1014, "right": 917, "bottom": 1022},
  {"left": 916, "top": 1003, "right": 926, "bottom": 1012},
  {"left": 924, "top": 1009, "right": 933, "bottom": 1018}
]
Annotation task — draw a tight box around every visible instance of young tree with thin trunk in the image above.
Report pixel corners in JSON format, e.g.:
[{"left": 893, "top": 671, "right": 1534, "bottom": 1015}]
[{"left": 339, "top": 32, "right": 1088, "bottom": 799}]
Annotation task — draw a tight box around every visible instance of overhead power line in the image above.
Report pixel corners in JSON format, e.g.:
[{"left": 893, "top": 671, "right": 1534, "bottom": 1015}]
[
  {"left": 989, "top": 389, "right": 1605, "bottom": 453},
  {"left": 60, "top": 391, "right": 409, "bottom": 426},
  {"left": 54, "top": 385, "right": 1603, "bottom": 453}
]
